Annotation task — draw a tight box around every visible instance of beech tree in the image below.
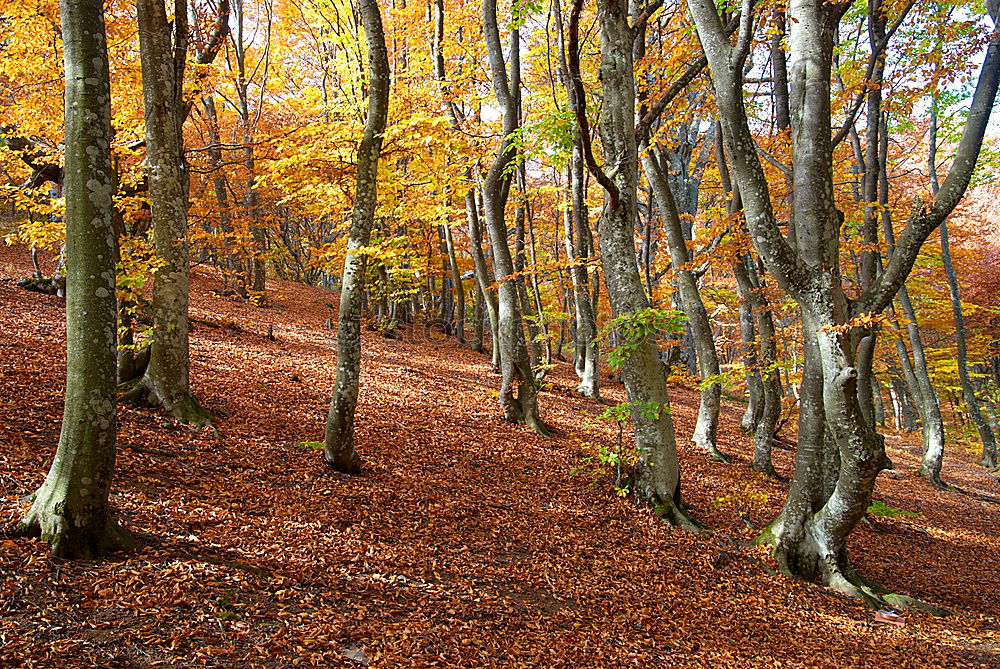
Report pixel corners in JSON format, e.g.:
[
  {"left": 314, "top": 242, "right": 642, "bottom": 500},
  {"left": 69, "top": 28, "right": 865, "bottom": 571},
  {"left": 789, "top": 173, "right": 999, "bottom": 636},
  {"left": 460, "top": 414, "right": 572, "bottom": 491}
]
[
  {"left": 125, "top": 0, "right": 212, "bottom": 426},
  {"left": 688, "top": 0, "right": 1000, "bottom": 602},
  {"left": 13, "top": 0, "right": 133, "bottom": 558},
  {"left": 323, "top": 0, "right": 390, "bottom": 473},
  {"left": 480, "top": 0, "right": 548, "bottom": 434}
]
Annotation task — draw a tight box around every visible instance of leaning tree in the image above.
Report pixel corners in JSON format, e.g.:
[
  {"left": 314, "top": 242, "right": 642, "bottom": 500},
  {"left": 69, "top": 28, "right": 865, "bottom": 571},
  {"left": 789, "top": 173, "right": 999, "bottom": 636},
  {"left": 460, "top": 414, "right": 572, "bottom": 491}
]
[{"left": 688, "top": 0, "right": 1000, "bottom": 604}]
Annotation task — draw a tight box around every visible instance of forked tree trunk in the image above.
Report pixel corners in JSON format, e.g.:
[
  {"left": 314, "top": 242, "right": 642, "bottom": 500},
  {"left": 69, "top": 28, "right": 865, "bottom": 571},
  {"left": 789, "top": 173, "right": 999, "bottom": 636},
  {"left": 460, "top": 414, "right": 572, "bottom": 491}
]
[
  {"left": 323, "top": 0, "right": 390, "bottom": 472},
  {"left": 127, "top": 0, "right": 211, "bottom": 426},
  {"left": 15, "top": 0, "right": 133, "bottom": 557},
  {"left": 690, "top": 0, "right": 1000, "bottom": 605}
]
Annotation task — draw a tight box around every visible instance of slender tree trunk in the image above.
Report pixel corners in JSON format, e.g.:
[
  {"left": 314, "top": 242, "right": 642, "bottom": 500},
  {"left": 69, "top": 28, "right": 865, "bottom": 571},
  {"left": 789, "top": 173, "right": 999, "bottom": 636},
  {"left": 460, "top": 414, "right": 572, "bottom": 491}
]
[
  {"left": 480, "top": 0, "right": 546, "bottom": 433},
  {"left": 467, "top": 187, "right": 500, "bottom": 369},
  {"left": 15, "top": 0, "right": 133, "bottom": 557},
  {"left": 554, "top": 0, "right": 599, "bottom": 399},
  {"left": 930, "top": 107, "right": 998, "bottom": 469},
  {"left": 128, "top": 0, "right": 211, "bottom": 426},
  {"left": 323, "top": 0, "right": 390, "bottom": 472},
  {"left": 642, "top": 147, "right": 725, "bottom": 461},
  {"left": 443, "top": 222, "right": 465, "bottom": 344}
]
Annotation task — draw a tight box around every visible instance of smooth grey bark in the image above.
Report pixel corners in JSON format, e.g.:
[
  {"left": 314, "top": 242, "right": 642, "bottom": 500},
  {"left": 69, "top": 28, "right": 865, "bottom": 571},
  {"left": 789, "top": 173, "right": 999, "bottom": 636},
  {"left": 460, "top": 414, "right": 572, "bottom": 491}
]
[
  {"left": 930, "top": 109, "right": 998, "bottom": 469},
  {"left": 127, "top": 0, "right": 211, "bottom": 426},
  {"left": 569, "top": 0, "right": 693, "bottom": 526},
  {"left": 689, "top": 0, "right": 1000, "bottom": 605},
  {"left": 734, "top": 256, "right": 782, "bottom": 476},
  {"left": 554, "top": 0, "right": 599, "bottom": 399},
  {"left": 714, "top": 123, "right": 780, "bottom": 474},
  {"left": 15, "top": 0, "right": 133, "bottom": 557},
  {"left": 323, "top": 0, "right": 390, "bottom": 473},
  {"left": 641, "top": 147, "right": 725, "bottom": 461},
  {"left": 896, "top": 285, "right": 946, "bottom": 485},
  {"left": 480, "top": 0, "right": 546, "bottom": 434},
  {"left": 467, "top": 187, "right": 501, "bottom": 369},
  {"left": 443, "top": 222, "right": 466, "bottom": 344}
]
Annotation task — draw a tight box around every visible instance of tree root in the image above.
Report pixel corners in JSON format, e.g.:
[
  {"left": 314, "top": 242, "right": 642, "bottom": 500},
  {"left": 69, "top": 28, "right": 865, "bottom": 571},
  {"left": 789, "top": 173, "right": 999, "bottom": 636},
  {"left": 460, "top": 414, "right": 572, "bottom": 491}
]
[
  {"left": 652, "top": 496, "right": 704, "bottom": 533},
  {"left": 12, "top": 493, "right": 135, "bottom": 559},
  {"left": 121, "top": 377, "right": 214, "bottom": 429}
]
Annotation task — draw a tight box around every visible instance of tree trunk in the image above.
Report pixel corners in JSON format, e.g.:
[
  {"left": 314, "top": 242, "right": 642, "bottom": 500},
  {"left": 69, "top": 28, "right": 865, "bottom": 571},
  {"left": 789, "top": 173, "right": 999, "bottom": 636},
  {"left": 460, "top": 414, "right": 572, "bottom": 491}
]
[
  {"left": 128, "top": 0, "right": 211, "bottom": 426},
  {"left": 642, "top": 147, "right": 725, "bottom": 461},
  {"left": 466, "top": 187, "right": 500, "bottom": 369},
  {"left": 930, "top": 103, "right": 998, "bottom": 469},
  {"left": 443, "top": 222, "right": 465, "bottom": 345},
  {"left": 480, "top": 0, "right": 546, "bottom": 433},
  {"left": 15, "top": 0, "right": 134, "bottom": 557},
  {"left": 570, "top": 0, "right": 692, "bottom": 525},
  {"left": 323, "top": 0, "right": 390, "bottom": 472}
]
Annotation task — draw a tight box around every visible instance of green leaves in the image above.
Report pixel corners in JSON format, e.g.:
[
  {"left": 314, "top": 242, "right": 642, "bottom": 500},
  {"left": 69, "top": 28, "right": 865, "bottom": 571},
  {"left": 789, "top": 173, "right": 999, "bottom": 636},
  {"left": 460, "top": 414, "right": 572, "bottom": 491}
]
[{"left": 597, "top": 307, "right": 687, "bottom": 371}]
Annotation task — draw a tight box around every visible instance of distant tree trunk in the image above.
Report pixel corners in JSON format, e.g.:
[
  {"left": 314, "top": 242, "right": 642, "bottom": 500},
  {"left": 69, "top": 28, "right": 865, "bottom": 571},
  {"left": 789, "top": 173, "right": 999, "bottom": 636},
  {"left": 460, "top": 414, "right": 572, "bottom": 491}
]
[
  {"left": 897, "top": 280, "right": 946, "bottom": 485},
  {"left": 322, "top": 0, "right": 390, "bottom": 473},
  {"left": 554, "top": 0, "right": 599, "bottom": 399},
  {"left": 930, "top": 108, "right": 998, "bottom": 469},
  {"left": 15, "top": 0, "right": 133, "bottom": 557},
  {"left": 467, "top": 187, "right": 500, "bottom": 369},
  {"left": 471, "top": 280, "right": 486, "bottom": 353},
  {"left": 201, "top": 95, "right": 245, "bottom": 296},
  {"left": 444, "top": 223, "right": 466, "bottom": 345},
  {"left": 127, "top": 0, "right": 211, "bottom": 426}
]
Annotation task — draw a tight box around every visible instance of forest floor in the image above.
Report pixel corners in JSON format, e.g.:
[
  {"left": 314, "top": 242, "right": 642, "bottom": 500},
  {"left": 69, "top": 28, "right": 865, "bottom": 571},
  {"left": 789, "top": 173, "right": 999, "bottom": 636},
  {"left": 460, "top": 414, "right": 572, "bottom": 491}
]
[{"left": 1, "top": 244, "right": 999, "bottom": 668}]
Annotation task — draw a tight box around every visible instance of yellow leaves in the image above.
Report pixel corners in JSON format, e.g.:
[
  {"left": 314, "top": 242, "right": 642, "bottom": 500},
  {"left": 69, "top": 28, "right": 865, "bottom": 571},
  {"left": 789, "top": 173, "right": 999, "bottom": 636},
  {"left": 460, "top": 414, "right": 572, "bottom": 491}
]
[{"left": 821, "top": 311, "right": 891, "bottom": 334}]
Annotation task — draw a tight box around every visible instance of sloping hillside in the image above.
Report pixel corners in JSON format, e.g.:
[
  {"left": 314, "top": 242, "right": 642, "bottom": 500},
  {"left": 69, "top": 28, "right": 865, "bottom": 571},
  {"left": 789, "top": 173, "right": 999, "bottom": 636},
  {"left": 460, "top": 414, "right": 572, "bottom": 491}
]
[{"left": 1, "top": 244, "right": 998, "bottom": 668}]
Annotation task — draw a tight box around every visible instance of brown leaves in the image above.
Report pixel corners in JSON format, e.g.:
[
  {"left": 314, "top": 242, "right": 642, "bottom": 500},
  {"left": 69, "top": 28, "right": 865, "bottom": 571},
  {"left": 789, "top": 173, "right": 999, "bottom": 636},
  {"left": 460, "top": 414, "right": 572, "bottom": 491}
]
[{"left": 1, "top": 243, "right": 999, "bottom": 667}]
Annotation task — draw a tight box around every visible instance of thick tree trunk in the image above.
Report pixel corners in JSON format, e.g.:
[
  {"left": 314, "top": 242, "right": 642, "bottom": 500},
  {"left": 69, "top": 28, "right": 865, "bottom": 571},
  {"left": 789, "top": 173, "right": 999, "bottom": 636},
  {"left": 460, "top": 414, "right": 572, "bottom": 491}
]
[
  {"left": 15, "top": 0, "right": 134, "bottom": 557},
  {"left": 128, "top": 0, "right": 210, "bottom": 426},
  {"left": 323, "top": 0, "right": 390, "bottom": 472}
]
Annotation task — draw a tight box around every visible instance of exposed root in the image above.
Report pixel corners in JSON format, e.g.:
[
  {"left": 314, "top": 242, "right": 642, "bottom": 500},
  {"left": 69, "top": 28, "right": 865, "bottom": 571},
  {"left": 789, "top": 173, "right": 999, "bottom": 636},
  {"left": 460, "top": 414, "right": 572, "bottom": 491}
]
[
  {"left": 122, "top": 377, "right": 214, "bottom": 428},
  {"left": 12, "top": 492, "right": 134, "bottom": 559},
  {"left": 652, "top": 496, "right": 704, "bottom": 533}
]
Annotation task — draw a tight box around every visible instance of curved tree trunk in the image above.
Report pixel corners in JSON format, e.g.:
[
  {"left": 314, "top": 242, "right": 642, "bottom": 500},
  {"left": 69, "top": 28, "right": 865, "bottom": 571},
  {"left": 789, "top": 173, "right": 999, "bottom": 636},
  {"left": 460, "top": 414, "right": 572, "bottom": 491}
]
[
  {"left": 15, "top": 0, "right": 133, "bottom": 557},
  {"left": 322, "top": 0, "right": 390, "bottom": 473},
  {"left": 570, "top": 0, "right": 692, "bottom": 525},
  {"left": 930, "top": 106, "right": 998, "bottom": 469}
]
